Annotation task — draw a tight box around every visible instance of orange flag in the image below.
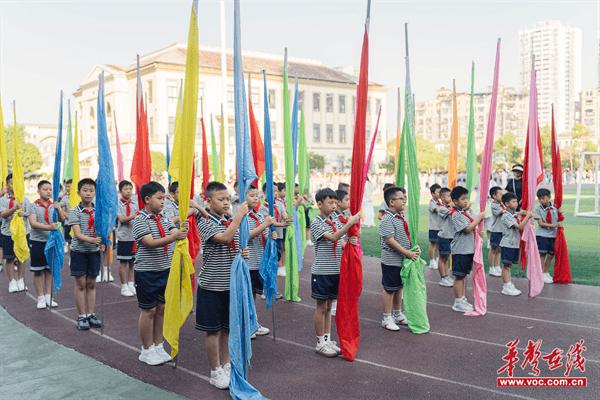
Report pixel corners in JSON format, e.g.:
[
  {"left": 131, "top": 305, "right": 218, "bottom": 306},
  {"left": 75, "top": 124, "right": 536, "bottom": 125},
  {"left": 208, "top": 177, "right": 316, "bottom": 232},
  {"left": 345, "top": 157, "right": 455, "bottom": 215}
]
[{"left": 448, "top": 79, "right": 459, "bottom": 187}]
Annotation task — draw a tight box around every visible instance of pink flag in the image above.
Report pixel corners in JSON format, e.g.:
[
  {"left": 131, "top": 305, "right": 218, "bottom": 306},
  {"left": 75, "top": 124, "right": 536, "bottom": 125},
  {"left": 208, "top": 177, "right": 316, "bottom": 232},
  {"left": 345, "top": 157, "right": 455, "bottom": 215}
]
[
  {"left": 113, "top": 110, "right": 124, "bottom": 182},
  {"left": 465, "top": 39, "right": 500, "bottom": 317}
]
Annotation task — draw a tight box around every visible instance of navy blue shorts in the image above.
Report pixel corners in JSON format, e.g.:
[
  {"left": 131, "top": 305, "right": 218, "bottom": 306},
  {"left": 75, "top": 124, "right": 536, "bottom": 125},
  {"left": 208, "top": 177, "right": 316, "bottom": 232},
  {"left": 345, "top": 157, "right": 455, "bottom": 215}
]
[
  {"left": 311, "top": 274, "right": 340, "bottom": 300},
  {"left": 490, "top": 232, "right": 503, "bottom": 249},
  {"left": 428, "top": 230, "right": 440, "bottom": 243},
  {"left": 305, "top": 207, "right": 311, "bottom": 228},
  {"left": 135, "top": 269, "right": 169, "bottom": 310},
  {"left": 116, "top": 240, "right": 135, "bottom": 261},
  {"left": 438, "top": 237, "right": 452, "bottom": 256},
  {"left": 63, "top": 225, "right": 72, "bottom": 243},
  {"left": 381, "top": 263, "right": 403, "bottom": 293},
  {"left": 276, "top": 238, "right": 283, "bottom": 261},
  {"left": 69, "top": 251, "right": 101, "bottom": 277},
  {"left": 501, "top": 247, "right": 520, "bottom": 265},
  {"left": 195, "top": 289, "right": 230, "bottom": 332},
  {"left": 536, "top": 236, "right": 555, "bottom": 255},
  {"left": 1, "top": 234, "right": 15, "bottom": 260},
  {"left": 250, "top": 269, "right": 264, "bottom": 295},
  {"left": 451, "top": 254, "right": 474, "bottom": 278},
  {"left": 29, "top": 240, "right": 49, "bottom": 271}
]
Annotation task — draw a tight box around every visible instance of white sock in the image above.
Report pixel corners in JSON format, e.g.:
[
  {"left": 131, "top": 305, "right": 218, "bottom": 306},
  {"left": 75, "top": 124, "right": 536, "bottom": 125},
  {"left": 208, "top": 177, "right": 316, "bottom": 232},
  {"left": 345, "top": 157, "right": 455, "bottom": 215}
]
[
  {"left": 392, "top": 310, "right": 402, "bottom": 317},
  {"left": 317, "top": 335, "right": 325, "bottom": 345},
  {"left": 78, "top": 314, "right": 86, "bottom": 319},
  {"left": 382, "top": 312, "right": 391, "bottom": 319},
  {"left": 38, "top": 295, "right": 45, "bottom": 301},
  {"left": 128, "top": 281, "right": 135, "bottom": 286},
  {"left": 122, "top": 283, "right": 128, "bottom": 289}
]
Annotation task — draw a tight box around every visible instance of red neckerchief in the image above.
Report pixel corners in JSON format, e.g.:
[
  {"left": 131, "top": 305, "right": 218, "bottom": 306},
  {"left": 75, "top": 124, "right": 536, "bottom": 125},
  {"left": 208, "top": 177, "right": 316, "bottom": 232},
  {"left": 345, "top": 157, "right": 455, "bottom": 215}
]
[
  {"left": 500, "top": 202, "right": 506, "bottom": 211},
  {"left": 120, "top": 198, "right": 132, "bottom": 216},
  {"left": 264, "top": 200, "right": 280, "bottom": 221},
  {"left": 450, "top": 207, "right": 474, "bottom": 222},
  {"left": 544, "top": 205, "right": 553, "bottom": 224},
  {"left": 8, "top": 196, "right": 15, "bottom": 209},
  {"left": 324, "top": 216, "right": 339, "bottom": 257},
  {"left": 248, "top": 211, "right": 266, "bottom": 246},
  {"left": 220, "top": 218, "right": 237, "bottom": 252},
  {"left": 35, "top": 199, "right": 52, "bottom": 224},
  {"left": 435, "top": 198, "right": 443, "bottom": 206},
  {"left": 338, "top": 212, "right": 349, "bottom": 224},
  {"left": 82, "top": 208, "right": 96, "bottom": 236},
  {"left": 150, "top": 214, "right": 168, "bottom": 254},
  {"left": 393, "top": 211, "right": 411, "bottom": 244}
]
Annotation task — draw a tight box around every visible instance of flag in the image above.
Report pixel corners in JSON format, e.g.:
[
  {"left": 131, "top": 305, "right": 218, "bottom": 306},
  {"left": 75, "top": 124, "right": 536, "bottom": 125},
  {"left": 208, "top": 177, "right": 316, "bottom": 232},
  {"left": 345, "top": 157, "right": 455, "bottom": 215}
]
[
  {"left": 465, "top": 40, "right": 500, "bottom": 317},
  {"left": 229, "top": 1, "right": 262, "bottom": 397},
  {"left": 395, "top": 113, "right": 408, "bottom": 187},
  {"left": 220, "top": 104, "right": 226, "bottom": 183},
  {"left": 336, "top": 5, "right": 370, "bottom": 360},
  {"left": 210, "top": 114, "right": 219, "bottom": 180},
  {"left": 248, "top": 74, "right": 265, "bottom": 186},
  {"left": 164, "top": 0, "right": 198, "bottom": 359},
  {"left": 297, "top": 108, "right": 309, "bottom": 253},
  {"left": 521, "top": 57, "right": 544, "bottom": 298},
  {"left": 290, "top": 79, "right": 303, "bottom": 271},
  {"left": 448, "top": 79, "right": 459, "bottom": 188},
  {"left": 69, "top": 114, "right": 81, "bottom": 209},
  {"left": 551, "top": 105, "right": 571, "bottom": 284},
  {"left": 200, "top": 99, "right": 210, "bottom": 193},
  {"left": 45, "top": 92, "right": 66, "bottom": 291},
  {"left": 259, "top": 70, "right": 279, "bottom": 309},
  {"left": 62, "top": 100, "right": 73, "bottom": 182},
  {"left": 9, "top": 102, "right": 29, "bottom": 263},
  {"left": 465, "top": 62, "right": 477, "bottom": 195},
  {"left": 131, "top": 55, "right": 152, "bottom": 206},
  {"left": 114, "top": 111, "right": 124, "bottom": 182},
  {"left": 363, "top": 107, "right": 381, "bottom": 184},
  {"left": 0, "top": 96, "right": 7, "bottom": 187}
]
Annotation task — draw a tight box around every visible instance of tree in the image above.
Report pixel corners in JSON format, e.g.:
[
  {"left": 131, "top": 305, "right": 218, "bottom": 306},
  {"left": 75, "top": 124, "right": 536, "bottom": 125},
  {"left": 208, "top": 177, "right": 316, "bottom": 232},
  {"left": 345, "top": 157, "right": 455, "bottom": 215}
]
[
  {"left": 5, "top": 124, "right": 42, "bottom": 174},
  {"left": 540, "top": 125, "right": 552, "bottom": 170},
  {"left": 150, "top": 151, "right": 166, "bottom": 174},
  {"left": 494, "top": 133, "right": 522, "bottom": 167},
  {"left": 563, "top": 124, "right": 595, "bottom": 170},
  {"left": 308, "top": 152, "right": 325, "bottom": 171},
  {"left": 417, "top": 136, "right": 447, "bottom": 172}
]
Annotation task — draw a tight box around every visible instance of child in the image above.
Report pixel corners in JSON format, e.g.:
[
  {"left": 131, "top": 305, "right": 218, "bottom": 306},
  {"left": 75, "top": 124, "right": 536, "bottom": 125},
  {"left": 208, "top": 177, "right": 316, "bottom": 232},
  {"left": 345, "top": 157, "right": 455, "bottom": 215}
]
[
  {"left": 275, "top": 182, "right": 291, "bottom": 276},
  {"left": 499, "top": 192, "right": 532, "bottom": 296},
  {"left": 379, "top": 186, "right": 419, "bottom": 331},
  {"left": 28, "top": 180, "right": 64, "bottom": 308},
  {"left": 117, "top": 180, "right": 138, "bottom": 297},
  {"left": 60, "top": 179, "right": 73, "bottom": 251},
  {"left": 196, "top": 181, "right": 249, "bottom": 389},
  {"left": 133, "top": 181, "right": 187, "bottom": 365},
  {"left": 534, "top": 188, "right": 559, "bottom": 284},
  {"left": 427, "top": 184, "right": 442, "bottom": 270},
  {"left": 436, "top": 187, "right": 454, "bottom": 287},
  {"left": 377, "top": 183, "right": 394, "bottom": 220},
  {"left": 311, "top": 188, "right": 358, "bottom": 356},
  {"left": 488, "top": 186, "right": 505, "bottom": 277},
  {"left": 330, "top": 189, "right": 351, "bottom": 316},
  {"left": 246, "top": 185, "right": 274, "bottom": 336},
  {"left": 68, "top": 178, "right": 104, "bottom": 330},
  {"left": 0, "top": 173, "right": 31, "bottom": 292},
  {"left": 449, "top": 186, "right": 485, "bottom": 313}
]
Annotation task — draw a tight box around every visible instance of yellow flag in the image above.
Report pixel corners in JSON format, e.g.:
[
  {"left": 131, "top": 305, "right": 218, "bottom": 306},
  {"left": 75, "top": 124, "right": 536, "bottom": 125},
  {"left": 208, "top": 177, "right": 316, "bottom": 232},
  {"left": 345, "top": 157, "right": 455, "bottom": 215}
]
[
  {"left": 0, "top": 99, "right": 7, "bottom": 187},
  {"left": 70, "top": 114, "right": 80, "bottom": 209},
  {"left": 164, "top": 0, "right": 199, "bottom": 359},
  {"left": 9, "top": 102, "right": 30, "bottom": 263}
]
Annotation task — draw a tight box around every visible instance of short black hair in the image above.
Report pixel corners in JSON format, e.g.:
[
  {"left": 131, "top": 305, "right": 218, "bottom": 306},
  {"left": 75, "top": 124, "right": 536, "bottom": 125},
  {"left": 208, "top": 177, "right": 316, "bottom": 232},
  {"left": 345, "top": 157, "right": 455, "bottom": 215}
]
[
  {"left": 338, "top": 182, "right": 350, "bottom": 191},
  {"left": 430, "top": 183, "right": 441, "bottom": 193},
  {"left": 450, "top": 186, "right": 469, "bottom": 201},
  {"left": 384, "top": 186, "right": 404, "bottom": 206},
  {"left": 249, "top": 184, "right": 258, "bottom": 191},
  {"left": 6, "top": 173, "right": 12, "bottom": 183},
  {"left": 489, "top": 186, "right": 502, "bottom": 198},
  {"left": 64, "top": 179, "right": 72, "bottom": 184},
  {"left": 118, "top": 180, "right": 133, "bottom": 191},
  {"left": 37, "top": 180, "right": 51, "bottom": 189},
  {"left": 536, "top": 188, "right": 551, "bottom": 199},
  {"left": 205, "top": 181, "right": 228, "bottom": 197},
  {"left": 168, "top": 181, "right": 179, "bottom": 194},
  {"left": 335, "top": 189, "right": 348, "bottom": 201},
  {"left": 440, "top": 187, "right": 451, "bottom": 196},
  {"left": 233, "top": 181, "right": 238, "bottom": 188},
  {"left": 382, "top": 182, "right": 393, "bottom": 192},
  {"left": 277, "top": 182, "right": 285, "bottom": 191},
  {"left": 140, "top": 181, "right": 165, "bottom": 204},
  {"left": 78, "top": 178, "right": 96, "bottom": 192},
  {"left": 315, "top": 188, "right": 337, "bottom": 203},
  {"left": 502, "top": 192, "right": 517, "bottom": 205}
]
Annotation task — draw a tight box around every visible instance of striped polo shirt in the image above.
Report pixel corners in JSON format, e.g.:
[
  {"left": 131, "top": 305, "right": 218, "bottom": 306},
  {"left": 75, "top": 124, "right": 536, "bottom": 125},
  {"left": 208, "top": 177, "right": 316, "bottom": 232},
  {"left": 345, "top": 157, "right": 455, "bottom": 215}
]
[
  {"left": 379, "top": 210, "right": 411, "bottom": 267},
  {"left": 310, "top": 214, "right": 343, "bottom": 275},
  {"left": 68, "top": 204, "right": 101, "bottom": 253},
  {"left": 117, "top": 198, "right": 139, "bottom": 242},
  {"left": 437, "top": 205, "right": 455, "bottom": 239},
  {"left": 29, "top": 200, "right": 55, "bottom": 242},
  {"left": 500, "top": 210, "right": 520, "bottom": 249},
  {"left": 247, "top": 210, "right": 265, "bottom": 271},
  {"left": 163, "top": 198, "right": 180, "bottom": 228},
  {"left": 490, "top": 201, "right": 505, "bottom": 233},
  {"left": 450, "top": 208, "right": 475, "bottom": 255},
  {"left": 132, "top": 209, "right": 176, "bottom": 272}
]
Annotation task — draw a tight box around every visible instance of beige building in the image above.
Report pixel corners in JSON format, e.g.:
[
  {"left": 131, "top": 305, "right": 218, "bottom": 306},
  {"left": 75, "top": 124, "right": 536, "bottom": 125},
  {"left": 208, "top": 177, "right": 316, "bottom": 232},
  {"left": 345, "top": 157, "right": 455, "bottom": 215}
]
[
  {"left": 578, "top": 87, "right": 599, "bottom": 143},
  {"left": 72, "top": 43, "right": 387, "bottom": 180}
]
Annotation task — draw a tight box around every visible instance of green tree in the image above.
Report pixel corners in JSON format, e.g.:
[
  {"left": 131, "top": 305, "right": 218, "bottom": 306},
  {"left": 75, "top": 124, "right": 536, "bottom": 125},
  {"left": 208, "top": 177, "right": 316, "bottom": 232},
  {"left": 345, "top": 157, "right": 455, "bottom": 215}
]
[
  {"left": 308, "top": 152, "right": 325, "bottom": 171},
  {"left": 494, "top": 133, "right": 522, "bottom": 167},
  {"left": 150, "top": 151, "right": 166, "bottom": 174},
  {"left": 417, "top": 136, "right": 447, "bottom": 172},
  {"left": 5, "top": 124, "right": 42, "bottom": 174},
  {"left": 563, "top": 124, "right": 595, "bottom": 170},
  {"left": 540, "top": 125, "right": 552, "bottom": 170}
]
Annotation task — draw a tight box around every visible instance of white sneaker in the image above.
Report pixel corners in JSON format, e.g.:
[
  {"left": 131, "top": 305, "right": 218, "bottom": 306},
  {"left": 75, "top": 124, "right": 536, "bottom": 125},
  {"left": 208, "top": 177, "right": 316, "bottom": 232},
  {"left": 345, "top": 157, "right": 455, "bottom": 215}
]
[
  {"left": 222, "top": 363, "right": 231, "bottom": 379},
  {"left": 452, "top": 300, "right": 472, "bottom": 313},
  {"left": 209, "top": 367, "right": 230, "bottom": 389},
  {"left": 138, "top": 345, "right": 164, "bottom": 366},
  {"left": 326, "top": 340, "right": 341, "bottom": 355},
  {"left": 0, "top": 263, "right": 3, "bottom": 272},
  {"left": 543, "top": 273, "right": 554, "bottom": 284},
  {"left": 255, "top": 324, "right": 270, "bottom": 336},
  {"left": 502, "top": 282, "right": 522, "bottom": 296},
  {"left": 259, "top": 294, "right": 266, "bottom": 300},
  {"left": 121, "top": 285, "right": 135, "bottom": 297},
  {"left": 428, "top": 260, "right": 437, "bottom": 269},
  {"left": 381, "top": 316, "right": 400, "bottom": 331},
  {"left": 277, "top": 267, "right": 286, "bottom": 277},
  {"left": 44, "top": 294, "right": 58, "bottom": 307},
  {"left": 8, "top": 279, "right": 18, "bottom": 293},
  {"left": 392, "top": 311, "right": 408, "bottom": 326},
  {"left": 37, "top": 296, "right": 47, "bottom": 309},
  {"left": 331, "top": 300, "right": 337, "bottom": 316},
  {"left": 439, "top": 276, "right": 454, "bottom": 287},
  {"left": 96, "top": 275, "right": 102, "bottom": 283},
  {"left": 315, "top": 342, "right": 338, "bottom": 357},
  {"left": 307, "top": 240, "right": 314, "bottom": 247},
  {"left": 154, "top": 342, "right": 172, "bottom": 363},
  {"left": 461, "top": 297, "right": 474, "bottom": 311},
  {"left": 108, "top": 272, "right": 114, "bottom": 282},
  {"left": 17, "top": 278, "right": 26, "bottom": 291},
  {"left": 128, "top": 282, "right": 136, "bottom": 295}
]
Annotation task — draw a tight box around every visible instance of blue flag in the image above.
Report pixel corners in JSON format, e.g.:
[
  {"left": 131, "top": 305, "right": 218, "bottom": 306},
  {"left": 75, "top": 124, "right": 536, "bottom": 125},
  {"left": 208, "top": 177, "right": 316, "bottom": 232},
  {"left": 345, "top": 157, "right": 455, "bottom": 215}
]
[
  {"left": 95, "top": 73, "right": 119, "bottom": 247},
  {"left": 45, "top": 91, "right": 65, "bottom": 291},
  {"left": 259, "top": 70, "right": 278, "bottom": 309},
  {"left": 229, "top": 1, "right": 263, "bottom": 399},
  {"left": 290, "top": 80, "right": 303, "bottom": 272}
]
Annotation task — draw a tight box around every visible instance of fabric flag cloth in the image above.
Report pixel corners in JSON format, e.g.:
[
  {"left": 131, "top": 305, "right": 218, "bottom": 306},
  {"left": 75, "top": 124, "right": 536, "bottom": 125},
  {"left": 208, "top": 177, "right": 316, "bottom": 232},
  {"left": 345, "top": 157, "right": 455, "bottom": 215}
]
[
  {"left": 448, "top": 79, "right": 459, "bottom": 188},
  {"left": 200, "top": 100, "right": 210, "bottom": 193},
  {"left": 395, "top": 110, "right": 408, "bottom": 187},
  {"left": 551, "top": 106, "right": 571, "bottom": 284},
  {"left": 9, "top": 102, "right": 30, "bottom": 263},
  {"left": 335, "top": 18, "right": 369, "bottom": 361},
  {"left": 297, "top": 108, "right": 309, "bottom": 253},
  {"left": 290, "top": 81, "right": 303, "bottom": 272},
  {"left": 69, "top": 115, "right": 81, "bottom": 209},
  {"left": 210, "top": 115, "right": 219, "bottom": 181},
  {"left": 248, "top": 74, "right": 265, "bottom": 186},
  {"left": 465, "top": 62, "right": 477, "bottom": 195},
  {"left": 229, "top": 1, "right": 263, "bottom": 398},
  {"left": 0, "top": 96, "right": 7, "bottom": 187},
  {"left": 164, "top": 0, "right": 198, "bottom": 360},
  {"left": 282, "top": 49, "right": 300, "bottom": 302},
  {"left": 259, "top": 70, "right": 278, "bottom": 309},
  {"left": 131, "top": 55, "right": 153, "bottom": 206},
  {"left": 521, "top": 59, "right": 544, "bottom": 298},
  {"left": 62, "top": 100, "right": 74, "bottom": 182},
  {"left": 114, "top": 111, "right": 124, "bottom": 182},
  {"left": 401, "top": 252, "right": 429, "bottom": 333},
  {"left": 45, "top": 91, "right": 65, "bottom": 291},
  {"left": 465, "top": 40, "right": 500, "bottom": 317},
  {"left": 363, "top": 108, "right": 381, "bottom": 180}
]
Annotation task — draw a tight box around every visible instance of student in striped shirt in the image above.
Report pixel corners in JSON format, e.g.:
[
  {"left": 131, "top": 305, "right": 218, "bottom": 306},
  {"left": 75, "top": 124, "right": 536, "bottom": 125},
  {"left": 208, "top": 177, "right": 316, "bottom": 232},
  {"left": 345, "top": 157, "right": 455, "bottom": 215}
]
[
  {"left": 133, "top": 181, "right": 187, "bottom": 366},
  {"left": 117, "top": 180, "right": 138, "bottom": 297},
  {"left": 60, "top": 179, "right": 73, "bottom": 249},
  {"left": 195, "top": 181, "right": 249, "bottom": 390},
  {"left": 487, "top": 186, "right": 505, "bottom": 277},
  {"left": 436, "top": 187, "right": 454, "bottom": 287}
]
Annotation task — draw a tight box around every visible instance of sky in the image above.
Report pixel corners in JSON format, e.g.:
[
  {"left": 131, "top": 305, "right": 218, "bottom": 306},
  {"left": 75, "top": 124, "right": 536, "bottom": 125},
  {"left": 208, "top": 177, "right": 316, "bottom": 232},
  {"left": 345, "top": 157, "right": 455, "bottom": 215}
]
[{"left": 0, "top": 0, "right": 595, "bottom": 127}]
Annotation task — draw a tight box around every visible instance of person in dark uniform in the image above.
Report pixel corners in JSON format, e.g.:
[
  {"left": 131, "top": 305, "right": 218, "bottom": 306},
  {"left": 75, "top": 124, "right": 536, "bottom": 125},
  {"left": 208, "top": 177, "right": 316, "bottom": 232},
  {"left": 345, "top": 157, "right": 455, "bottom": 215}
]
[{"left": 505, "top": 164, "right": 523, "bottom": 208}]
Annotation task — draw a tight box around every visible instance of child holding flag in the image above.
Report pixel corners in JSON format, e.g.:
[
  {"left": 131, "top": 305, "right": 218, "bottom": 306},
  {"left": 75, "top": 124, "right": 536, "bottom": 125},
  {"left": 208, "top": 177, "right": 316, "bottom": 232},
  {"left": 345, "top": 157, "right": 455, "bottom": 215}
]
[
  {"left": 330, "top": 188, "right": 351, "bottom": 316},
  {"left": 534, "top": 188, "right": 560, "bottom": 284},
  {"left": 133, "top": 181, "right": 187, "bottom": 366},
  {"left": 60, "top": 179, "right": 73, "bottom": 250},
  {"left": 427, "top": 184, "right": 442, "bottom": 270},
  {"left": 487, "top": 186, "right": 505, "bottom": 277},
  {"left": 117, "top": 180, "right": 138, "bottom": 297},
  {"left": 436, "top": 187, "right": 454, "bottom": 287}
]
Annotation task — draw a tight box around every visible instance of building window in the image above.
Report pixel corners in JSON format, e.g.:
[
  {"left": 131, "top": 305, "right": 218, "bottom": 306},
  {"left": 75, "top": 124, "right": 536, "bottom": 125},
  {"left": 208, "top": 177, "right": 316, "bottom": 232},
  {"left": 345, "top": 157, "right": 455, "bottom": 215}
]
[
  {"left": 326, "top": 94, "right": 334, "bottom": 113},
  {"left": 339, "top": 95, "right": 346, "bottom": 113},
  {"left": 147, "top": 80, "right": 153, "bottom": 104},
  {"left": 168, "top": 80, "right": 179, "bottom": 102},
  {"left": 169, "top": 116, "right": 176, "bottom": 135},
  {"left": 270, "top": 121, "right": 277, "bottom": 143},
  {"left": 326, "top": 124, "right": 334, "bottom": 143},
  {"left": 352, "top": 96, "right": 356, "bottom": 113},
  {"left": 298, "top": 91, "right": 305, "bottom": 109},
  {"left": 268, "top": 89, "right": 276, "bottom": 109},
  {"left": 375, "top": 98, "right": 382, "bottom": 113},
  {"left": 339, "top": 125, "right": 346, "bottom": 144},
  {"left": 313, "top": 93, "right": 320, "bottom": 112},
  {"left": 148, "top": 116, "right": 154, "bottom": 139},
  {"left": 313, "top": 123, "right": 321, "bottom": 143}
]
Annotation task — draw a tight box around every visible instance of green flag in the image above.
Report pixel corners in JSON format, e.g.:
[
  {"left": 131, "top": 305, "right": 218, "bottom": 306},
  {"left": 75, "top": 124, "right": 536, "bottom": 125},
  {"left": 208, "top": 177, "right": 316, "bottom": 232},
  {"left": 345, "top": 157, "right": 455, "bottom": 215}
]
[
  {"left": 62, "top": 101, "right": 74, "bottom": 181},
  {"left": 395, "top": 115, "right": 408, "bottom": 188},
  {"left": 465, "top": 61, "right": 477, "bottom": 196},
  {"left": 210, "top": 114, "right": 219, "bottom": 180}
]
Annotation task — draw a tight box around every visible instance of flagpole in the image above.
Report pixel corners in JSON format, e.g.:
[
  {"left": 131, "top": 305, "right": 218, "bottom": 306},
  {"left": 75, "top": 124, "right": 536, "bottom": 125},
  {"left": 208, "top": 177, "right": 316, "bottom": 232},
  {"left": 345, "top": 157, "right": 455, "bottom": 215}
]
[
  {"left": 220, "top": 0, "right": 229, "bottom": 183},
  {"left": 172, "top": 252, "right": 184, "bottom": 370}
]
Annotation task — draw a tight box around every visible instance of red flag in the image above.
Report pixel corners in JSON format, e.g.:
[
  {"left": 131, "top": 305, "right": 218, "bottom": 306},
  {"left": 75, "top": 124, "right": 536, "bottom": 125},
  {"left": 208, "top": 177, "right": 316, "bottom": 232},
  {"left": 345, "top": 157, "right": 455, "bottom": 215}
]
[
  {"left": 336, "top": 24, "right": 368, "bottom": 361},
  {"left": 187, "top": 163, "right": 199, "bottom": 292},
  {"left": 131, "top": 56, "right": 152, "bottom": 206},
  {"left": 200, "top": 115, "right": 210, "bottom": 193},
  {"left": 551, "top": 105, "right": 571, "bottom": 283},
  {"left": 248, "top": 75, "right": 265, "bottom": 186}
]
